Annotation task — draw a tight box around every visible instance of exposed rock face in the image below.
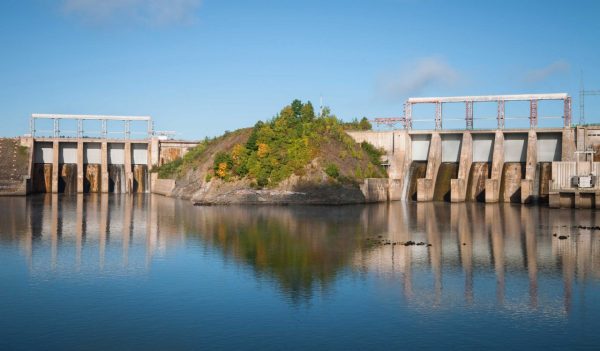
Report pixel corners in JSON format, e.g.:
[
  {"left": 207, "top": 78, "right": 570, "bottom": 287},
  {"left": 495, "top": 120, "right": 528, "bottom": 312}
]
[
  {"left": 85, "top": 164, "right": 101, "bottom": 193},
  {"left": 191, "top": 177, "right": 367, "bottom": 205},
  {"left": 158, "top": 128, "right": 386, "bottom": 205}
]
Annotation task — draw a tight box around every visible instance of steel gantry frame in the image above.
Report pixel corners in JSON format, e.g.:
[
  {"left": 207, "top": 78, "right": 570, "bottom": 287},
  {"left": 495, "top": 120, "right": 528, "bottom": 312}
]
[
  {"left": 374, "top": 93, "right": 572, "bottom": 130},
  {"left": 30, "top": 114, "right": 154, "bottom": 139}
]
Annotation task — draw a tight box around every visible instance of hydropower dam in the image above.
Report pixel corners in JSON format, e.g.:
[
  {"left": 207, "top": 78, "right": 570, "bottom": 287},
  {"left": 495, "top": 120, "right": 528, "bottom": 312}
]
[
  {"left": 0, "top": 114, "right": 197, "bottom": 196},
  {"left": 1, "top": 93, "right": 600, "bottom": 208}
]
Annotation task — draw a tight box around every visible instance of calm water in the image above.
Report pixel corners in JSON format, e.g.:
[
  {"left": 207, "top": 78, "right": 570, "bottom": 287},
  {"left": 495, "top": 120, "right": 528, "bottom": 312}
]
[{"left": 1, "top": 195, "right": 600, "bottom": 350}]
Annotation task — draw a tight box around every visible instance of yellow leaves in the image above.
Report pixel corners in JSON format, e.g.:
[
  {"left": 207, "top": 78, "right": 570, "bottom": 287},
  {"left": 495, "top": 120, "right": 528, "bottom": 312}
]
[
  {"left": 216, "top": 162, "right": 228, "bottom": 178},
  {"left": 257, "top": 143, "right": 270, "bottom": 158},
  {"left": 231, "top": 143, "right": 245, "bottom": 162}
]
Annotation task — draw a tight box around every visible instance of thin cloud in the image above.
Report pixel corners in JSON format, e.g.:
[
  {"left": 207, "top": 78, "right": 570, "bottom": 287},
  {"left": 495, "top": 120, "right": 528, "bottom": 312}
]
[
  {"left": 62, "top": 0, "right": 202, "bottom": 25},
  {"left": 377, "top": 57, "right": 460, "bottom": 101},
  {"left": 524, "top": 60, "right": 570, "bottom": 84}
]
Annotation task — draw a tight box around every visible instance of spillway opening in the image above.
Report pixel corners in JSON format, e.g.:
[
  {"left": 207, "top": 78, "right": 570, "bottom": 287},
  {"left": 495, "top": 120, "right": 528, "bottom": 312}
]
[
  {"left": 466, "top": 162, "right": 490, "bottom": 202},
  {"left": 108, "top": 165, "right": 126, "bottom": 193},
  {"left": 406, "top": 161, "right": 427, "bottom": 201},
  {"left": 433, "top": 162, "right": 459, "bottom": 202},
  {"left": 499, "top": 163, "right": 525, "bottom": 203},
  {"left": 133, "top": 165, "right": 148, "bottom": 193},
  {"left": 84, "top": 164, "right": 102, "bottom": 193},
  {"left": 32, "top": 163, "right": 52, "bottom": 193},
  {"left": 537, "top": 162, "right": 552, "bottom": 204},
  {"left": 58, "top": 164, "right": 77, "bottom": 194}
]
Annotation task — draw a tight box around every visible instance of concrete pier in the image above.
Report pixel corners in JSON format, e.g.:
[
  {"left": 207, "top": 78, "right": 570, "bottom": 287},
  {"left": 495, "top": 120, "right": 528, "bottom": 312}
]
[
  {"left": 450, "top": 132, "right": 472, "bottom": 202},
  {"left": 51, "top": 141, "right": 59, "bottom": 194},
  {"left": 101, "top": 142, "right": 109, "bottom": 193},
  {"left": 521, "top": 130, "right": 537, "bottom": 204},
  {"left": 417, "top": 133, "right": 441, "bottom": 202},
  {"left": 77, "top": 141, "right": 84, "bottom": 193},
  {"left": 485, "top": 131, "right": 504, "bottom": 203}
]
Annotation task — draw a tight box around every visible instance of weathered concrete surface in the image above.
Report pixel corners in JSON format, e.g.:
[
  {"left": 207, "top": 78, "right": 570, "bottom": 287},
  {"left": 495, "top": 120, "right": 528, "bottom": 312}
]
[
  {"left": 485, "top": 131, "right": 505, "bottom": 203},
  {"left": 124, "top": 142, "right": 133, "bottom": 193},
  {"left": 77, "top": 141, "right": 84, "bottom": 193},
  {"left": 562, "top": 128, "right": 576, "bottom": 162},
  {"left": 360, "top": 178, "right": 389, "bottom": 203},
  {"left": 521, "top": 130, "right": 537, "bottom": 203},
  {"left": 346, "top": 130, "right": 410, "bottom": 201},
  {"left": 501, "top": 163, "right": 524, "bottom": 203},
  {"left": 390, "top": 131, "right": 411, "bottom": 200},
  {"left": 101, "top": 142, "right": 109, "bottom": 193},
  {"left": 417, "top": 133, "right": 441, "bottom": 201},
  {"left": 151, "top": 173, "right": 176, "bottom": 196},
  {"left": 466, "top": 162, "right": 489, "bottom": 201},
  {"left": 85, "top": 164, "right": 101, "bottom": 192},
  {"left": 51, "top": 141, "right": 59, "bottom": 194},
  {"left": 451, "top": 132, "right": 472, "bottom": 202}
]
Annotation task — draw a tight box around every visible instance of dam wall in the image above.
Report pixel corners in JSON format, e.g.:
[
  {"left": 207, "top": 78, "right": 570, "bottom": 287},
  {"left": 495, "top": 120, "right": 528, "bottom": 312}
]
[
  {"left": 5, "top": 137, "right": 199, "bottom": 195},
  {"left": 347, "top": 127, "right": 593, "bottom": 206}
]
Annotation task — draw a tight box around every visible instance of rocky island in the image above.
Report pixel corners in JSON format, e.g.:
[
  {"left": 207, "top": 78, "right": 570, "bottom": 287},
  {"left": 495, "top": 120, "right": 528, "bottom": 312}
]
[{"left": 151, "top": 100, "right": 388, "bottom": 205}]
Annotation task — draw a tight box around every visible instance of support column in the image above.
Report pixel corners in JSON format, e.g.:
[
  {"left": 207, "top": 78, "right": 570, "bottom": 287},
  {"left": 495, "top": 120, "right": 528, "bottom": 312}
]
[
  {"left": 51, "top": 141, "right": 59, "bottom": 194},
  {"left": 404, "top": 102, "right": 412, "bottom": 130},
  {"left": 521, "top": 130, "right": 537, "bottom": 203},
  {"left": 485, "top": 131, "right": 505, "bottom": 202},
  {"left": 417, "top": 133, "right": 441, "bottom": 202},
  {"left": 124, "top": 142, "right": 133, "bottom": 193},
  {"left": 77, "top": 141, "right": 84, "bottom": 193},
  {"left": 451, "top": 132, "right": 473, "bottom": 202},
  {"left": 435, "top": 102, "right": 442, "bottom": 130},
  {"left": 147, "top": 141, "right": 154, "bottom": 194},
  {"left": 389, "top": 131, "right": 410, "bottom": 200},
  {"left": 151, "top": 137, "right": 160, "bottom": 167},
  {"left": 564, "top": 97, "right": 572, "bottom": 128},
  {"left": 466, "top": 101, "right": 473, "bottom": 130},
  {"left": 101, "top": 142, "right": 109, "bottom": 193},
  {"left": 561, "top": 128, "right": 576, "bottom": 161},
  {"left": 497, "top": 100, "right": 505, "bottom": 129},
  {"left": 530, "top": 100, "right": 538, "bottom": 128}
]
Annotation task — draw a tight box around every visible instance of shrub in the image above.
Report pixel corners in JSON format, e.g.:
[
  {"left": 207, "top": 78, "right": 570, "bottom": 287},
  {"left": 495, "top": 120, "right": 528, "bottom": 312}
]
[{"left": 325, "top": 163, "right": 340, "bottom": 179}]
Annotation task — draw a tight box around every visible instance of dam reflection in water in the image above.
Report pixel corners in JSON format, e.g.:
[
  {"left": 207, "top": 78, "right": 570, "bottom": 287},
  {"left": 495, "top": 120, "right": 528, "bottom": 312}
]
[{"left": 2, "top": 194, "right": 599, "bottom": 313}]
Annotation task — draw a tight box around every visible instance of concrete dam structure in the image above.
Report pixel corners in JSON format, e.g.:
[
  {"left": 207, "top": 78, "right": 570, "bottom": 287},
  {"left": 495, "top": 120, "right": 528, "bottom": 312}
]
[
  {"left": 349, "top": 93, "right": 600, "bottom": 208},
  {"left": 0, "top": 114, "right": 198, "bottom": 196}
]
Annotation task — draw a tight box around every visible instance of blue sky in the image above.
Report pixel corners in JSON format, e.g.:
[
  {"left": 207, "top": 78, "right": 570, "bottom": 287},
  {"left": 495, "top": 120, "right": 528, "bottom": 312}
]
[{"left": 1, "top": 0, "right": 599, "bottom": 138}]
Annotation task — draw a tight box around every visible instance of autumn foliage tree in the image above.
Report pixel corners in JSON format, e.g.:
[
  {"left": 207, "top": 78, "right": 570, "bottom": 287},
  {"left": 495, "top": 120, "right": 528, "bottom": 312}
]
[{"left": 211, "top": 100, "right": 385, "bottom": 188}]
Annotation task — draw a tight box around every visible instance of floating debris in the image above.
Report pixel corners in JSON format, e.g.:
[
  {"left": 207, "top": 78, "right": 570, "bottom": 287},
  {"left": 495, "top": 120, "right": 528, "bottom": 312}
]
[{"left": 558, "top": 235, "right": 569, "bottom": 240}]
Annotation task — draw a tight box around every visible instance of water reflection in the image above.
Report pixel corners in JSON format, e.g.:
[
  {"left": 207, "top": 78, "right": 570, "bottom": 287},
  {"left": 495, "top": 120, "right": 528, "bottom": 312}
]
[{"left": 1, "top": 195, "right": 600, "bottom": 312}]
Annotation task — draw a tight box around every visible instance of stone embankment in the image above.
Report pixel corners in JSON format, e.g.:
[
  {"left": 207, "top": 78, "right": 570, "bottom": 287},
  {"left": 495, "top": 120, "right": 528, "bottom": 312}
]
[{"left": 0, "top": 138, "right": 31, "bottom": 196}]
